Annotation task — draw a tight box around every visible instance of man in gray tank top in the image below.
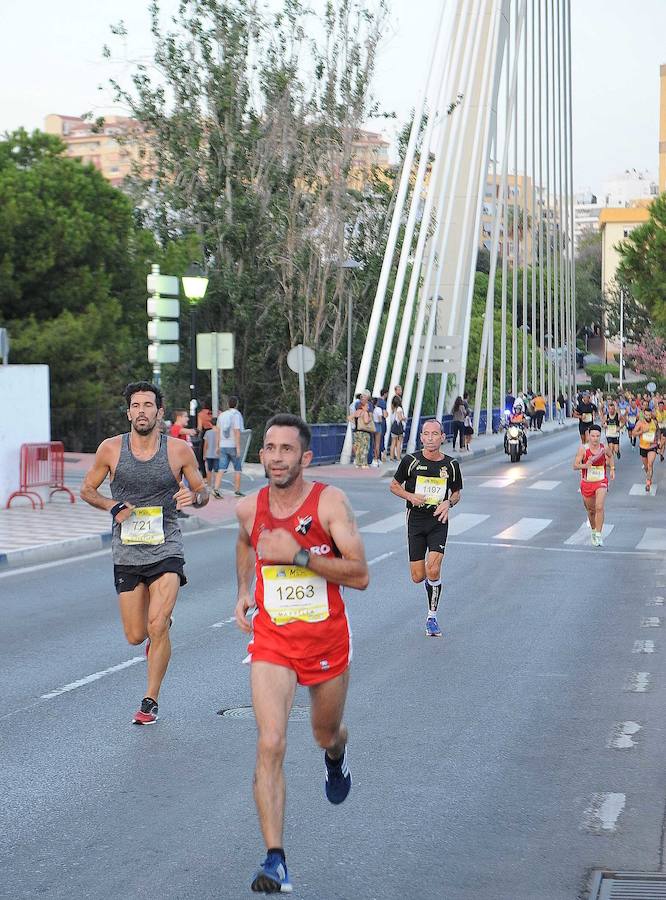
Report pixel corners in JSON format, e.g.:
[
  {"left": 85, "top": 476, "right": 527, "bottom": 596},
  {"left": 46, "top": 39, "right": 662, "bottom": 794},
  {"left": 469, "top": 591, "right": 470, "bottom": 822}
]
[{"left": 81, "top": 381, "right": 208, "bottom": 724}]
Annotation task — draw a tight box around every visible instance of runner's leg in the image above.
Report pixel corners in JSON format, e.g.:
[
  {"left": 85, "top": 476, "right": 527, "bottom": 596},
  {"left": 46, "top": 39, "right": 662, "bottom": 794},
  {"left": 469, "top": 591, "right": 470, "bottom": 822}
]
[
  {"left": 251, "top": 661, "right": 298, "bottom": 850},
  {"left": 309, "top": 669, "right": 349, "bottom": 761},
  {"left": 594, "top": 487, "right": 607, "bottom": 533},
  {"left": 145, "top": 572, "right": 180, "bottom": 701},
  {"left": 424, "top": 550, "right": 444, "bottom": 614},
  {"left": 118, "top": 584, "right": 150, "bottom": 645},
  {"left": 647, "top": 450, "right": 655, "bottom": 485},
  {"left": 583, "top": 495, "right": 596, "bottom": 531}
]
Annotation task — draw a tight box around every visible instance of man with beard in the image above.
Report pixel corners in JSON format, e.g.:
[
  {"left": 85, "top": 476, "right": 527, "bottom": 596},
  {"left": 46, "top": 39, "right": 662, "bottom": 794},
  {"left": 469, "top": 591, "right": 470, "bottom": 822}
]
[
  {"left": 234, "top": 414, "right": 369, "bottom": 894},
  {"left": 81, "top": 382, "right": 208, "bottom": 724}
]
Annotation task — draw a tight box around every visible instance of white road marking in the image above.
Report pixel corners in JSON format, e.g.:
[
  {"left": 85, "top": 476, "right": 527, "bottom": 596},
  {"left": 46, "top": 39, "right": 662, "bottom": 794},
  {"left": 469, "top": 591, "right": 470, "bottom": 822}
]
[
  {"left": 368, "top": 551, "right": 398, "bottom": 566},
  {"left": 480, "top": 478, "right": 514, "bottom": 489},
  {"left": 647, "top": 596, "right": 665, "bottom": 607},
  {"left": 529, "top": 480, "right": 560, "bottom": 491},
  {"left": 564, "top": 522, "right": 614, "bottom": 546},
  {"left": 636, "top": 528, "right": 666, "bottom": 551},
  {"left": 446, "top": 539, "right": 660, "bottom": 558},
  {"left": 629, "top": 483, "right": 658, "bottom": 496},
  {"left": 352, "top": 509, "right": 368, "bottom": 517},
  {"left": 625, "top": 672, "right": 651, "bottom": 692},
  {"left": 633, "top": 640, "right": 655, "bottom": 653},
  {"left": 581, "top": 793, "right": 626, "bottom": 834},
  {"left": 41, "top": 655, "right": 145, "bottom": 700},
  {"left": 641, "top": 617, "right": 661, "bottom": 628},
  {"left": 210, "top": 617, "right": 236, "bottom": 628},
  {"left": 447, "top": 513, "right": 489, "bottom": 535},
  {"left": 493, "top": 518, "right": 552, "bottom": 541},
  {"left": 607, "top": 722, "right": 641, "bottom": 750},
  {"left": 361, "top": 513, "right": 405, "bottom": 533}
]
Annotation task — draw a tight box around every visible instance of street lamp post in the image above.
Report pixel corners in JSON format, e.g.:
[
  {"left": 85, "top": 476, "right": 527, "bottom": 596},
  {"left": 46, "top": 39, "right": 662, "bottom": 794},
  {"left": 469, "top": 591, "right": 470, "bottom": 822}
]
[
  {"left": 340, "top": 258, "right": 363, "bottom": 409},
  {"left": 619, "top": 289, "right": 624, "bottom": 389},
  {"left": 181, "top": 263, "right": 209, "bottom": 427}
]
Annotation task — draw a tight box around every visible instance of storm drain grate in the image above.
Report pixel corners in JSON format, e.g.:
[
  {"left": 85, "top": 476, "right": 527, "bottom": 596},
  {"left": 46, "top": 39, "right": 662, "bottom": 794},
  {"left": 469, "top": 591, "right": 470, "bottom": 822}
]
[
  {"left": 590, "top": 870, "right": 666, "bottom": 899},
  {"left": 217, "top": 705, "right": 310, "bottom": 722}
]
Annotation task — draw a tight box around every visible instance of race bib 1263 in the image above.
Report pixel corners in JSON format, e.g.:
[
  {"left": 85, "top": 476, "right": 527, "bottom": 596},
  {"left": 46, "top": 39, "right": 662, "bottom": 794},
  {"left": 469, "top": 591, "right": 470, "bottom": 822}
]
[
  {"left": 120, "top": 507, "right": 165, "bottom": 545},
  {"left": 262, "top": 565, "right": 329, "bottom": 625}
]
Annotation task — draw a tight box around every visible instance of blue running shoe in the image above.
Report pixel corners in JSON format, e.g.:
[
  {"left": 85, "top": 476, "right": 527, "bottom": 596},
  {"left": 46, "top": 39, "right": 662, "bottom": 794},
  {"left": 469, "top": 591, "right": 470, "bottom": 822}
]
[
  {"left": 251, "top": 852, "right": 292, "bottom": 893},
  {"left": 425, "top": 616, "right": 442, "bottom": 637},
  {"left": 325, "top": 745, "right": 352, "bottom": 805}
]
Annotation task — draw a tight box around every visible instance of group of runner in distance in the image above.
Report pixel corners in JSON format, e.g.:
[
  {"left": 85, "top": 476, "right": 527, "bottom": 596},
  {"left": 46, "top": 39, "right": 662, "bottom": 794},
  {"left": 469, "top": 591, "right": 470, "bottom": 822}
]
[{"left": 80, "top": 380, "right": 663, "bottom": 894}]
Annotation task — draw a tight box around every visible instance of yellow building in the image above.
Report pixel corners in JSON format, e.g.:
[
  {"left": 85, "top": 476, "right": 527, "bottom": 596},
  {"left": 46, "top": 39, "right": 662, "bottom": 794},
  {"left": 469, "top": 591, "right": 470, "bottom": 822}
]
[
  {"left": 44, "top": 114, "right": 150, "bottom": 187},
  {"left": 480, "top": 172, "right": 541, "bottom": 267},
  {"left": 598, "top": 206, "right": 650, "bottom": 293}
]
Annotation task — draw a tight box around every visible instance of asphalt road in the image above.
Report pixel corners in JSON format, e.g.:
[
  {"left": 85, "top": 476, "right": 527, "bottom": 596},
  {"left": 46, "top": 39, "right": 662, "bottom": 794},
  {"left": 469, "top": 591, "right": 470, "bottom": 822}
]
[{"left": 1, "top": 429, "right": 665, "bottom": 900}]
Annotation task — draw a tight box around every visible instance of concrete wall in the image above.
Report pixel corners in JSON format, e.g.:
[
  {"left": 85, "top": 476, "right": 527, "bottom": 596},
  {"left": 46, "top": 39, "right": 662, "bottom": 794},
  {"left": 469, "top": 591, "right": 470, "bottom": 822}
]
[{"left": 0, "top": 366, "right": 50, "bottom": 507}]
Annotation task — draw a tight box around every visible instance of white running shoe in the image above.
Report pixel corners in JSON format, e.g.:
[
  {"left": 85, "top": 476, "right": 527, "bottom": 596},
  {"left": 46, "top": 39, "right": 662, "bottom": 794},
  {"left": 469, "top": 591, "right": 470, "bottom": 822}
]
[
  {"left": 596, "top": 532, "right": 604, "bottom": 547},
  {"left": 590, "top": 531, "right": 599, "bottom": 546}
]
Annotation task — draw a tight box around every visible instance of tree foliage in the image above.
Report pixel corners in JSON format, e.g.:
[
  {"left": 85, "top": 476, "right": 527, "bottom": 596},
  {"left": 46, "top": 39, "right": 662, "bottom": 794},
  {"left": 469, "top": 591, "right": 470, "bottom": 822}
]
[
  {"left": 107, "top": 0, "right": 391, "bottom": 422},
  {"left": 574, "top": 231, "right": 605, "bottom": 339}
]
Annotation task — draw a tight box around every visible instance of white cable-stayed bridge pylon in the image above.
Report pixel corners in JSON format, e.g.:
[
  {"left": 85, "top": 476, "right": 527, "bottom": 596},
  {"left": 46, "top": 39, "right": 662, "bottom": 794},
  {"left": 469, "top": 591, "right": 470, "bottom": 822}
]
[{"left": 340, "top": 0, "right": 576, "bottom": 463}]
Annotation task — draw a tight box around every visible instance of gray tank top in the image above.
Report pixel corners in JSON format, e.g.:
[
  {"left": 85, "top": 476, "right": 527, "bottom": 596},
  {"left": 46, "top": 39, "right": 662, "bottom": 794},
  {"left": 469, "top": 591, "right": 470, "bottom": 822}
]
[{"left": 111, "top": 433, "right": 184, "bottom": 565}]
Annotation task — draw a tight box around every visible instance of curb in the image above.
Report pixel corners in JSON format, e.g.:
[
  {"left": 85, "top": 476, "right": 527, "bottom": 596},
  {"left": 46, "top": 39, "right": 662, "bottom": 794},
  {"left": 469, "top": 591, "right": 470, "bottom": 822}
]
[
  {"left": 380, "top": 420, "right": 578, "bottom": 477},
  {"left": 0, "top": 514, "right": 211, "bottom": 572}
]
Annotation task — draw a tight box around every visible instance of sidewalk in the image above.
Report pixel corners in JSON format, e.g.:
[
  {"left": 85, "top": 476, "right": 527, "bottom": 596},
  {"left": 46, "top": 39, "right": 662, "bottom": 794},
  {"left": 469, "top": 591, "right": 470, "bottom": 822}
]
[{"left": 0, "top": 417, "right": 576, "bottom": 569}]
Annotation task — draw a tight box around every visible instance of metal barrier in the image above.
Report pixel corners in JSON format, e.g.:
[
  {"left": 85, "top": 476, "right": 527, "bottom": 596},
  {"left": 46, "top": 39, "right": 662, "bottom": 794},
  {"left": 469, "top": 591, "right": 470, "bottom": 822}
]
[{"left": 6, "top": 442, "right": 76, "bottom": 509}]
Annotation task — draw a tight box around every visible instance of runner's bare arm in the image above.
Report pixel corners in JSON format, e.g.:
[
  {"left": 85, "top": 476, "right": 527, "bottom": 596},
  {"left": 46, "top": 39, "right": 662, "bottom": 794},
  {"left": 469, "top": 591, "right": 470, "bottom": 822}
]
[
  {"left": 80, "top": 438, "right": 124, "bottom": 513},
  {"left": 172, "top": 442, "right": 209, "bottom": 508},
  {"left": 255, "top": 488, "right": 369, "bottom": 590},
  {"left": 235, "top": 496, "right": 257, "bottom": 632},
  {"left": 390, "top": 478, "right": 427, "bottom": 507},
  {"left": 573, "top": 447, "right": 587, "bottom": 471}
]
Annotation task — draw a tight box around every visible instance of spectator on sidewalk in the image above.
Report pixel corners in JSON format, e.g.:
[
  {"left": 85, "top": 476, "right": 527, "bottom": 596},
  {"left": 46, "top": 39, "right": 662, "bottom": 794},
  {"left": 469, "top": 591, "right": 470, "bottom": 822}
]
[
  {"left": 532, "top": 391, "right": 546, "bottom": 430},
  {"left": 557, "top": 391, "right": 566, "bottom": 425},
  {"left": 451, "top": 396, "right": 466, "bottom": 451},
  {"left": 371, "top": 388, "right": 389, "bottom": 466},
  {"left": 463, "top": 407, "right": 474, "bottom": 451},
  {"left": 391, "top": 384, "right": 403, "bottom": 408},
  {"left": 214, "top": 396, "right": 245, "bottom": 497},
  {"left": 203, "top": 417, "right": 220, "bottom": 489},
  {"left": 349, "top": 390, "right": 374, "bottom": 468},
  {"left": 169, "top": 410, "right": 196, "bottom": 443},
  {"left": 389, "top": 396, "right": 405, "bottom": 461}
]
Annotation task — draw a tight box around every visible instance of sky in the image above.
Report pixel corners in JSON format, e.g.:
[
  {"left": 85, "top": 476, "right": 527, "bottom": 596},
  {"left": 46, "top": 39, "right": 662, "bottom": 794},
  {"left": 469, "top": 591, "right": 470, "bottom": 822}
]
[{"left": 1, "top": 0, "right": 664, "bottom": 195}]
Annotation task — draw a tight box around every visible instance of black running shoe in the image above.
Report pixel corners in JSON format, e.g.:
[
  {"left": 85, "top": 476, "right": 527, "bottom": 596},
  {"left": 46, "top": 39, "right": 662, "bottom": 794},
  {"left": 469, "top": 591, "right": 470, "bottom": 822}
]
[
  {"left": 251, "top": 852, "right": 292, "bottom": 893},
  {"left": 325, "top": 746, "right": 351, "bottom": 804}
]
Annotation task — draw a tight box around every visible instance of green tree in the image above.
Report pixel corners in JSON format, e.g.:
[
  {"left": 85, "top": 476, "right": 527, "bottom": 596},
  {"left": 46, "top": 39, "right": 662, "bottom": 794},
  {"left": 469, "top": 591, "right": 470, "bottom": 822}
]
[
  {"left": 616, "top": 193, "right": 666, "bottom": 335},
  {"left": 574, "top": 231, "right": 605, "bottom": 340},
  {"left": 105, "top": 0, "right": 391, "bottom": 423}
]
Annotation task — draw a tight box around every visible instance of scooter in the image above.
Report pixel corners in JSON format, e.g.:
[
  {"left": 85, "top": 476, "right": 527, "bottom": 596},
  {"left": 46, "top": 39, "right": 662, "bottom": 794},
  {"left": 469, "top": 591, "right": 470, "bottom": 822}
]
[{"left": 504, "top": 417, "right": 527, "bottom": 462}]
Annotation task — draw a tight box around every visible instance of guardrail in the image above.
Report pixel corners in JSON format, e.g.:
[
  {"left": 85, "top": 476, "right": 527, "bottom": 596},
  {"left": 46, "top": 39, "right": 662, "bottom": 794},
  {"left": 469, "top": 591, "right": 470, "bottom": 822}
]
[{"left": 7, "top": 442, "right": 76, "bottom": 509}]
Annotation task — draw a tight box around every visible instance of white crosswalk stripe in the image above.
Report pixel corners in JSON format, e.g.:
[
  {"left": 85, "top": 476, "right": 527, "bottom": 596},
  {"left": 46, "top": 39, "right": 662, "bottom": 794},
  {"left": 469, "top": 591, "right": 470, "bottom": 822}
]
[
  {"left": 494, "top": 518, "right": 552, "bottom": 541},
  {"left": 636, "top": 528, "right": 666, "bottom": 551},
  {"left": 529, "top": 480, "right": 560, "bottom": 491},
  {"left": 360, "top": 512, "right": 405, "bottom": 534},
  {"left": 629, "top": 483, "right": 658, "bottom": 496},
  {"left": 480, "top": 478, "right": 515, "bottom": 488},
  {"left": 564, "top": 522, "right": 615, "bottom": 545},
  {"left": 448, "top": 513, "right": 490, "bottom": 535}
]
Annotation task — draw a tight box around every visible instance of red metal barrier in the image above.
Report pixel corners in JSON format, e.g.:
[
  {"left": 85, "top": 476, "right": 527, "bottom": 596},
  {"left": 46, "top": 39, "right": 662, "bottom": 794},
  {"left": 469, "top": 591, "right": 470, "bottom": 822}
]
[{"left": 6, "top": 442, "right": 76, "bottom": 509}]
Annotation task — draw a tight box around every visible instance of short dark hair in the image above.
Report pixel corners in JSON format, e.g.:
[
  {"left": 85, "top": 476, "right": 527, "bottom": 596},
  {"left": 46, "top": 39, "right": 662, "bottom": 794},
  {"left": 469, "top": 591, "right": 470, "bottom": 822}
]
[
  {"left": 263, "top": 413, "right": 311, "bottom": 452},
  {"left": 589, "top": 424, "right": 601, "bottom": 432},
  {"left": 124, "top": 381, "right": 163, "bottom": 409},
  {"left": 228, "top": 395, "right": 239, "bottom": 409}
]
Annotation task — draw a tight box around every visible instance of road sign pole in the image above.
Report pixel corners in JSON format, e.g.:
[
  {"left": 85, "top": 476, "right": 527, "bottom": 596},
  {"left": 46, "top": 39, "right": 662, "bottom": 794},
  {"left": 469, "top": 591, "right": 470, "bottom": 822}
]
[
  {"left": 297, "top": 344, "right": 307, "bottom": 421},
  {"left": 211, "top": 332, "right": 219, "bottom": 416}
]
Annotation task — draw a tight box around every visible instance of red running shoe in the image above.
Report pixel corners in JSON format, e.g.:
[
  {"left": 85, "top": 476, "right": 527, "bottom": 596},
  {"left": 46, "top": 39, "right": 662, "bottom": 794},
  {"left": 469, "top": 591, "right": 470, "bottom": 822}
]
[{"left": 132, "top": 697, "right": 158, "bottom": 725}]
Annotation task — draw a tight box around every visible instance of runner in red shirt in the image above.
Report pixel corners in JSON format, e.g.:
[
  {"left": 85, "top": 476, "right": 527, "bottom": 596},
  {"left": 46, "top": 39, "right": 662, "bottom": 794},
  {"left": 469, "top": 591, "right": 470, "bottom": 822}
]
[
  {"left": 573, "top": 423, "right": 615, "bottom": 547},
  {"left": 235, "top": 413, "right": 368, "bottom": 895}
]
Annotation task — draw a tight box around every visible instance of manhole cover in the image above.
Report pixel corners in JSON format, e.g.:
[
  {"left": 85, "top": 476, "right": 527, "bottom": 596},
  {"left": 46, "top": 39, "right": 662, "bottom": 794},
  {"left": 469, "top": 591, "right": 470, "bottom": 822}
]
[
  {"left": 217, "top": 705, "right": 310, "bottom": 722},
  {"left": 590, "top": 870, "right": 666, "bottom": 899}
]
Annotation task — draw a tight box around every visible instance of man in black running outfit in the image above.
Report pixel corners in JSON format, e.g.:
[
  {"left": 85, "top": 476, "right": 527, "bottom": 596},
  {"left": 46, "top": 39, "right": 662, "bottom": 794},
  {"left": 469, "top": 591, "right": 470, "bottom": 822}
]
[
  {"left": 390, "top": 419, "right": 463, "bottom": 638},
  {"left": 81, "top": 382, "right": 208, "bottom": 724}
]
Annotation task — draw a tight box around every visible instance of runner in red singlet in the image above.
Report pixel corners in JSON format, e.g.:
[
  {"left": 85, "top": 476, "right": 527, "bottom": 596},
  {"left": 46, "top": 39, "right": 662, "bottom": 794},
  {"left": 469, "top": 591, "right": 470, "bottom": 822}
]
[
  {"left": 235, "top": 413, "right": 368, "bottom": 895},
  {"left": 573, "top": 423, "right": 615, "bottom": 547}
]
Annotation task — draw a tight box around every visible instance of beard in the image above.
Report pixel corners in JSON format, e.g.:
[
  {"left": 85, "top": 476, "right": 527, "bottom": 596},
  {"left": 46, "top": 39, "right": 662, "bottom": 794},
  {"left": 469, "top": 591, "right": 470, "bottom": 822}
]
[
  {"left": 263, "top": 459, "right": 302, "bottom": 489},
  {"left": 132, "top": 418, "right": 158, "bottom": 435}
]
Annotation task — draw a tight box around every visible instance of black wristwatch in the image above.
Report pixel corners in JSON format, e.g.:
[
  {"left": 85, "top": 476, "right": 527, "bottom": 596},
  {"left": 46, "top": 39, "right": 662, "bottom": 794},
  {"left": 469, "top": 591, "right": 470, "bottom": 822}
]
[
  {"left": 293, "top": 548, "right": 310, "bottom": 568},
  {"left": 110, "top": 502, "right": 127, "bottom": 520}
]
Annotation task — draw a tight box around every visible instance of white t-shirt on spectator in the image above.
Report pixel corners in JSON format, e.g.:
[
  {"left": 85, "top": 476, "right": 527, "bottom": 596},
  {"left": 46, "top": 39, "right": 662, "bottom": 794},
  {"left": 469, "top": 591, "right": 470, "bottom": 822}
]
[{"left": 219, "top": 409, "right": 244, "bottom": 448}]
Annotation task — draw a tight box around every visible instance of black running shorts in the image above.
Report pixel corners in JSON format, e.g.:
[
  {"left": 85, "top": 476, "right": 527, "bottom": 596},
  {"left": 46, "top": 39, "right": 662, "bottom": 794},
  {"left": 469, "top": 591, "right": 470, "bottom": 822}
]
[
  {"left": 406, "top": 511, "right": 449, "bottom": 562},
  {"left": 113, "top": 557, "right": 187, "bottom": 594},
  {"left": 639, "top": 446, "right": 657, "bottom": 458},
  {"left": 606, "top": 437, "right": 619, "bottom": 445}
]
